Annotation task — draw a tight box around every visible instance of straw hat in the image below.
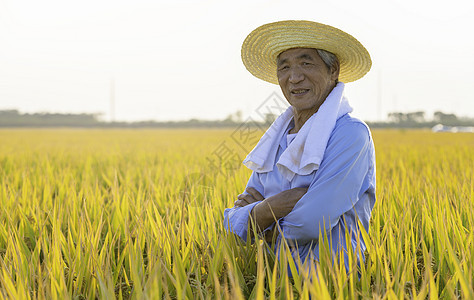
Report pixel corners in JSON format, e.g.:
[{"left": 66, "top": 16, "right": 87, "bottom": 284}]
[{"left": 241, "top": 20, "right": 372, "bottom": 84}]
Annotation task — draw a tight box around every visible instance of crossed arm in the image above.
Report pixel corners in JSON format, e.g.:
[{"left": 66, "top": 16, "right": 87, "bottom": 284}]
[{"left": 234, "top": 187, "right": 307, "bottom": 240}]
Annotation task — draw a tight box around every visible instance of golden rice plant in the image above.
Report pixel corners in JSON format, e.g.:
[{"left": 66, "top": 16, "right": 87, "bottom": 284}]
[{"left": 0, "top": 128, "right": 472, "bottom": 299}]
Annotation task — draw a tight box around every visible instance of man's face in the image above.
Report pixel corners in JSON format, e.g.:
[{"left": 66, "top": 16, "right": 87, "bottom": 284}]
[{"left": 276, "top": 48, "right": 339, "bottom": 113}]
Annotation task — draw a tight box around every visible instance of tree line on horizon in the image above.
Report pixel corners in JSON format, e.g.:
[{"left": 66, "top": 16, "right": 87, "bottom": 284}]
[{"left": 1, "top": 109, "right": 473, "bottom": 128}]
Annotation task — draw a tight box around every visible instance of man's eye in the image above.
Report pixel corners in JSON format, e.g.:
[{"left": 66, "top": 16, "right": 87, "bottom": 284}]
[
  {"left": 302, "top": 62, "right": 312, "bottom": 66},
  {"left": 278, "top": 66, "right": 289, "bottom": 71}
]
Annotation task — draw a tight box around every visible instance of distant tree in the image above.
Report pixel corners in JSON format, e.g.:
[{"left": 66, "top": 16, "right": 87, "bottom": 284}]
[
  {"left": 388, "top": 112, "right": 406, "bottom": 123},
  {"left": 0, "top": 110, "right": 20, "bottom": 117},
  {"left": 233, "top": 110, "right": 243, "bottom": 123},
  {"left": 223, "top": 110, "right": 244, "bottom": 124},
  {"left": 406, "top": 111, "right": 425, "bottom": 123},
  {"left": 264, "top": 112, "right": 277, "bottom": 126},
  {"left": 388, "top": 111, "right": 425, "bottom": 124},
  {"left": 434, "top": 111, "right": 458, "bottom": 123}
]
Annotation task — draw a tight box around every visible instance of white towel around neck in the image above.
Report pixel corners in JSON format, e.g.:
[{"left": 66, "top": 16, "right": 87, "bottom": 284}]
[{"left": 243, "top": 82, "right": 353, "bottom": 181}]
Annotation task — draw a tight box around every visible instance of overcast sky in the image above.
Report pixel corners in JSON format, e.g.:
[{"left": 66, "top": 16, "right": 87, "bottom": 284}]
[{"left": 1, "top": 0, "right": 473, "bottom": 122}]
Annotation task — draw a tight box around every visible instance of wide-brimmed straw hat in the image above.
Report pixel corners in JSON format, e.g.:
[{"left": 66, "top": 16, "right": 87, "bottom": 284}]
[{"left": 241, "top": 20, "right": 372, "bottom": 84}]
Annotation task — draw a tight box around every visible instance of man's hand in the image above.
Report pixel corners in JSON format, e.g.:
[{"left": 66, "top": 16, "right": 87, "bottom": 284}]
[
  {"left": 234, "top": 187, "right": 264, "bottom": 207},
  {"left": 250, "top": 187, "right": 308, "bottom": 233}
]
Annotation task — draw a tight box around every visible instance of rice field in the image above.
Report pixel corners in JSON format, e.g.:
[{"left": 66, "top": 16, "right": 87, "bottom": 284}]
[{"left": 0, "top": 128, "right": 473, "bottom": 299}]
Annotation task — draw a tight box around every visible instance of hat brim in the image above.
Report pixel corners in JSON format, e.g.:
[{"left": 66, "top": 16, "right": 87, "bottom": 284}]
[{"left": 241, "top": 20, "right": 372, "bottom": 84}]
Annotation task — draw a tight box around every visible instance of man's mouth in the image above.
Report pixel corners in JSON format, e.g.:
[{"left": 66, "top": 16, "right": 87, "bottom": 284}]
[{"left": 291, "top": 89, "right": 309, "bottom": 95}]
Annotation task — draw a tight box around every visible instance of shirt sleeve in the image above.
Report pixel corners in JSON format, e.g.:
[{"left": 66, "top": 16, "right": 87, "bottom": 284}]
[
  {"left": 223, "top": 171, "right": 265, "bottom": 242},
  {"left": 280, "top": 122, "right": 374, "bottom": 244}
]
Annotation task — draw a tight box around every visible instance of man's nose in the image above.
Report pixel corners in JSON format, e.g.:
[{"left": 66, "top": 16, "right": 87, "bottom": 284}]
[{"left": 288, "top": 68, "right": 304, "bottom": 83}]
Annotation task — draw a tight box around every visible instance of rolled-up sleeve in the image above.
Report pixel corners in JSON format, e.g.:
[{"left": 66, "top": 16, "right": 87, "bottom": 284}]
[
  {"left": 223, "top": 171, "right": 265, "bottom": 241},
  {"left": 280, "top": 122, "right": 373, "bottom": 244}
]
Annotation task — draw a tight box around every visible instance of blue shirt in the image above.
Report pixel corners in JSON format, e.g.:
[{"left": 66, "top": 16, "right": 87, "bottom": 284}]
[{"left": 223, "top": 113, "right": 376, "bottom": 268}]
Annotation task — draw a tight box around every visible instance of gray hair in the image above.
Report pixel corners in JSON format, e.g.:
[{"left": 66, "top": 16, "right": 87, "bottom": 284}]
[{"left": 317, "top": 49, "right": 339, "bottom": 81}]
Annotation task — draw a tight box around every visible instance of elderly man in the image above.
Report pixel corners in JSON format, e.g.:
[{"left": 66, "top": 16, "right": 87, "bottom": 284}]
[{"left": 224, "top": 20, "right": 376, "bottom": 270}]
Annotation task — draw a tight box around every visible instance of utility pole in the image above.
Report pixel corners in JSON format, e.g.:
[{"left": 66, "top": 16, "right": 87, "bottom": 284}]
[
  {"left": 377, "top": 70, "right": 382, "bottom": 121},
  {"left": 110, "top": 77, "right": 115, "bottom": 122}
]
